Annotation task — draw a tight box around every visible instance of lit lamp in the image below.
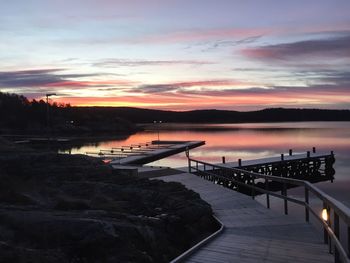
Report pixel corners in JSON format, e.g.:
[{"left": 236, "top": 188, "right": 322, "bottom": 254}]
[{"left": 322, "top": 208, "right": 328, "bottom": 221}]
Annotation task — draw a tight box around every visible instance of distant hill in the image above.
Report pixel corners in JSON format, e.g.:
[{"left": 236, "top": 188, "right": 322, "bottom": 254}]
[
  {"left": 72, "top": 107, "right": 350, "bottom": 123},
  {"left": 1, "top": 92, "right": 350, "bottom": 134}
]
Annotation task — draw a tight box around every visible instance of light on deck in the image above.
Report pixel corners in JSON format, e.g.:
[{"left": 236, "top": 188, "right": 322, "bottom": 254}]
[{"left": 322, "top": 208, "right": 328, "bottom": 221}]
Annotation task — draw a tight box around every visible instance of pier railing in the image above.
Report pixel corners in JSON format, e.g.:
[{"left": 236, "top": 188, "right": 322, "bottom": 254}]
[{"left": 188, "top": 157, "right": 350, "bottom": 263}]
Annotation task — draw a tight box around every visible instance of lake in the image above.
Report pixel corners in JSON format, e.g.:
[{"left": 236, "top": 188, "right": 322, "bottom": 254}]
[{"left": 61, "top": 121, "right": 350, "bottom": 208}]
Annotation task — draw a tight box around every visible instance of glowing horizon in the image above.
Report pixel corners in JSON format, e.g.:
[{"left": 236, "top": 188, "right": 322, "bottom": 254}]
[{"left": 1, "top": 1, "right": 349, "bottom": 110}]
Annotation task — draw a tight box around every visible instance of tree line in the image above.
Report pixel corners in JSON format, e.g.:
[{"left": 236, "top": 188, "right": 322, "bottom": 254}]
[
  {"left": 1, "top": 91, "right": 349, "bottom": 135},
  {"left": 0, "top": 92, "right": 136, "bottom": 134}
]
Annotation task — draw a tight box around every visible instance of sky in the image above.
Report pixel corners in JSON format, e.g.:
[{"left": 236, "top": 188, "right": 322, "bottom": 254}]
[{"left": 1, "top": 0, "right": 350, "bottom": 111}]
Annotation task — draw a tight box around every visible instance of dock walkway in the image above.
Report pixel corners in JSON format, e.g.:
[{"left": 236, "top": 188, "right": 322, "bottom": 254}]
[
  {"left": 110, "top": 140, "right": 204, "bottom": 165},
  {"left": 159, "top": 172, "right": 332, "bottom": 263}
]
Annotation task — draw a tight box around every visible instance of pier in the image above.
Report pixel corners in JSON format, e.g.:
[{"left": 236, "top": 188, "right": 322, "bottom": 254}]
[
  {"left": 161, "top": 172, "right": 334, "bottom": 263},
  {"left": 172, "top": 152, "right": 349, "bottom": 263},
  {"left": 195, "top": 150, "right": 336, "bottom": 195},
  {"left": 108, "top": 140, "right": 204, "bottom": 165},
  {"left": 220, "top": 149, "right": 335, "bottom": 181},
  {"left": 99, "top": 140, "right": 348, "bottom": 262}
]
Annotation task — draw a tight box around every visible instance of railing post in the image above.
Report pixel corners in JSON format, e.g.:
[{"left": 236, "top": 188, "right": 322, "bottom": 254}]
[
  {"left": 348, "top": 226, "right": 350, "bottom": 258},
  {"left": 251, "top": 177, "right": 255, "bottom": 199},
  {"left": 312, "top": 147, "right": 316, "bottom": 153},
  {"left": 305, "top": 187, "right": 309, "bottom": 222},
  {"left": 238, "top": 158, "right": 242, "bottom": 167},
  {"left": 326, "top": 206, "right": 332, "bottom": 254},
  {"left": 282, "top": 183, "right": 288, "bottom": 215},
  {"left": 188, "top": 159, "right": 191, "bottom": 173},
  {"left": 265, "top": 178, "right": 270, "bottom": 209},
  {"left": 289, "top": 149, "right": 293, "bottom": 156},
  {"left": 334, "top": 212, "right": 340, "bottom": 262},
  {"left": 222, "top": 156, "right": 225, "bottom": 164},
  {"left": 307, "top": 151, "right": 310, "bottom": 158},
  {"left": 281, "top": 154, "right": 284, "bottom": 161}
]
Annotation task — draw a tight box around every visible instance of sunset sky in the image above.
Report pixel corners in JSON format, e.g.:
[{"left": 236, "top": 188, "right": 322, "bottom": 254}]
[{"left": 1, "top": 0, "right": 349, "bottom": 110}]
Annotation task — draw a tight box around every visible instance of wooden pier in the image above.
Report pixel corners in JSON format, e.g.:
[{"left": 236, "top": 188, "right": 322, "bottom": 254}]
[
  {"left": 220, "top": 150, "right": 335, "bottom": 180},
  {"left": 181, "top": 154, "right": 350, "bottom": 263},
  {"left": 102, "top": 139, "right": 349, "bottom": 262},
  {"left": 197, "top": 150, "right": 336, "bottom": 195},
  {"left": 160, "top": 172, "right": 334, "bottom": 263},
  {"left": 109, "top": 140, "right": 204, "bottom": 165}
]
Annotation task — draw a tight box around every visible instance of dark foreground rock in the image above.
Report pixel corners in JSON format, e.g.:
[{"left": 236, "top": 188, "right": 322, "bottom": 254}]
[{"left": 0, "top": 144, "right": 218, "bottom": 263}]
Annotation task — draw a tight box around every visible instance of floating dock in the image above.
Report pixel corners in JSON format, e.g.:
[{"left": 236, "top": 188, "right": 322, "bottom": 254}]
[
  {"left": 206, "top": 150, "right": 336, "bottom": 186},
  {"left": 110, "top": 140, "right": 205, "bottom": 165}
]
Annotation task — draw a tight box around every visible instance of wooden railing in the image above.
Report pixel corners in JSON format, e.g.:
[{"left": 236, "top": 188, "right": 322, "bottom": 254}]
[{"left": 188, "top": 157, "right": 350, "bottom": 263}]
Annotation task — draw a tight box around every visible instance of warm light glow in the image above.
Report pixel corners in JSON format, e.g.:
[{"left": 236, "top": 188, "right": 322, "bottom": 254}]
[{"left": 322, "top": 208, "right": 328, "bottom": 221}]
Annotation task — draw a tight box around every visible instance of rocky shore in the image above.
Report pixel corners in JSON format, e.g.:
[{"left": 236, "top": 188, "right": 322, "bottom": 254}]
[{"left": 0, "top": 139, "right": 219, "bottom": 262}]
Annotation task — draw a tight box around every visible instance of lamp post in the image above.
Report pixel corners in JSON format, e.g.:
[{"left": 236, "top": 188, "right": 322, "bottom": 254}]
[
  {"left": 153, "top": 120, "right": 162, "bottom": 142},
  {"left": 45, "top": 93, "right": 56, "bottom": 128}
]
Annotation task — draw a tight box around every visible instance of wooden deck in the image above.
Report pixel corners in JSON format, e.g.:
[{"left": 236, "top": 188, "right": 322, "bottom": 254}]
[
  {"left": 159, "top": 173, "right": 333, "bottom": 263},
  {"left": 110, "top": 140, "right": 204, "bottom": 165}
]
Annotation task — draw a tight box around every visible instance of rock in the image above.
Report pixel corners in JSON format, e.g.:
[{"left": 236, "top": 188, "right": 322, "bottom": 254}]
[{"left": 0, "top": 148, "right": 219, "bottom": 262}]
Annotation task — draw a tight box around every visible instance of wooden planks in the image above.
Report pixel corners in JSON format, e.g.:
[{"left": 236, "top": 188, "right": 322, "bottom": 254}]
[
  {"left": 159, "top": 173, "right": 332, "bottom": 263},
  {"left": 110, "top": 140, "right": 204, "bottom": 165}
]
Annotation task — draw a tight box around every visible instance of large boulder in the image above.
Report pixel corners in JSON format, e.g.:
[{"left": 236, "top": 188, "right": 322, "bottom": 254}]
[{"left": 0, "top": 151, "right": 219, "bottom": 262}]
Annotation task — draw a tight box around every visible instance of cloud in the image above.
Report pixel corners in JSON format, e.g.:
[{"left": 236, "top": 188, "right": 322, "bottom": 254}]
[
  {"left": 119, "top": 27, "right": 270, "bottom": 45},
  {"left": 241, "top": 34, "right": 350, "bottom": 61},
  {"left": 0, "top": 69, "right": 63, "bottom": 87},
  {"left": 0, "top": 69, "right": 134, "bottom": 90},
  {"left": 198, "top": 84, "right": 350, "bottom": 96},
  {"left": 0, "top": 69, "right": 94, "bottom": 88},
  {"left": 129, "top": 75, "right": 350, "bottom": 97},
  {"left": 194, "top": 35, "right": 262, "bottom": 52},
  {"left": 135, "top": 80, "right": 248, "bottom": 94},
  {"left": 52, "top": 82, "right": 350, "bottom": 111},
  {"left": 92, "top": 59, "right": 215, "bottom": 68},
  {"left": 319, "top": 71, "right": 350, "bottom": 85}
]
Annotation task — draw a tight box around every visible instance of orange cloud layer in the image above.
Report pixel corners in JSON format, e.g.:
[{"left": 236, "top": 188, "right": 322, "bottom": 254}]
[{"left": 52, "top": 90, "right": 349, "bottom": 111}]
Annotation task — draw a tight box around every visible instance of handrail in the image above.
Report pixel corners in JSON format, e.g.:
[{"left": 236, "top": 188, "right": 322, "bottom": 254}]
[
  {"left": 170, "top": 215, "right": 224, "bottom": 263},
  {"left": 188, "top": 157, "right": 350, "bottom": 263},
  {"left": 306, "top": 182, "right": 350, "bottom": 225}
]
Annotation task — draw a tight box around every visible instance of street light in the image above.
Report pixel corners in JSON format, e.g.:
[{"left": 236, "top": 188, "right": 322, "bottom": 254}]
[
  {"left": 46, "top": 93, "right": 56, "bottom": 128},
  {"left": 153, "top": 120, "right": 162, "bottom": 142}
]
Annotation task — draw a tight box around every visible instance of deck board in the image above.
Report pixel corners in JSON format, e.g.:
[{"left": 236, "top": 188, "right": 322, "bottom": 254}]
[{"left": 159, "top": 173, "right": 332, "bottom": 263}]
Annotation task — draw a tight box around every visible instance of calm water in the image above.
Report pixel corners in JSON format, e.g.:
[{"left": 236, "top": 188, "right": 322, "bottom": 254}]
[{"left": 62, "top": 122, "right": 350, "bottom": 207}]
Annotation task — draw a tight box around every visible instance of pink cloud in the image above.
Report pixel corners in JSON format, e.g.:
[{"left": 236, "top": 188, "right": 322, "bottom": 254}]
[
  {"left": 241, "top": 34, "right": 350, "bottom": 61},
  {"left": 52, "top": 84, "right": 350, "bottom": 111}
]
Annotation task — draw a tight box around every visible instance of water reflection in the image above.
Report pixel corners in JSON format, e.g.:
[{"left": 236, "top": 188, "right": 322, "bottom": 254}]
[{"left": 59, "top": 122, "right": 350, "bottom": 206}]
